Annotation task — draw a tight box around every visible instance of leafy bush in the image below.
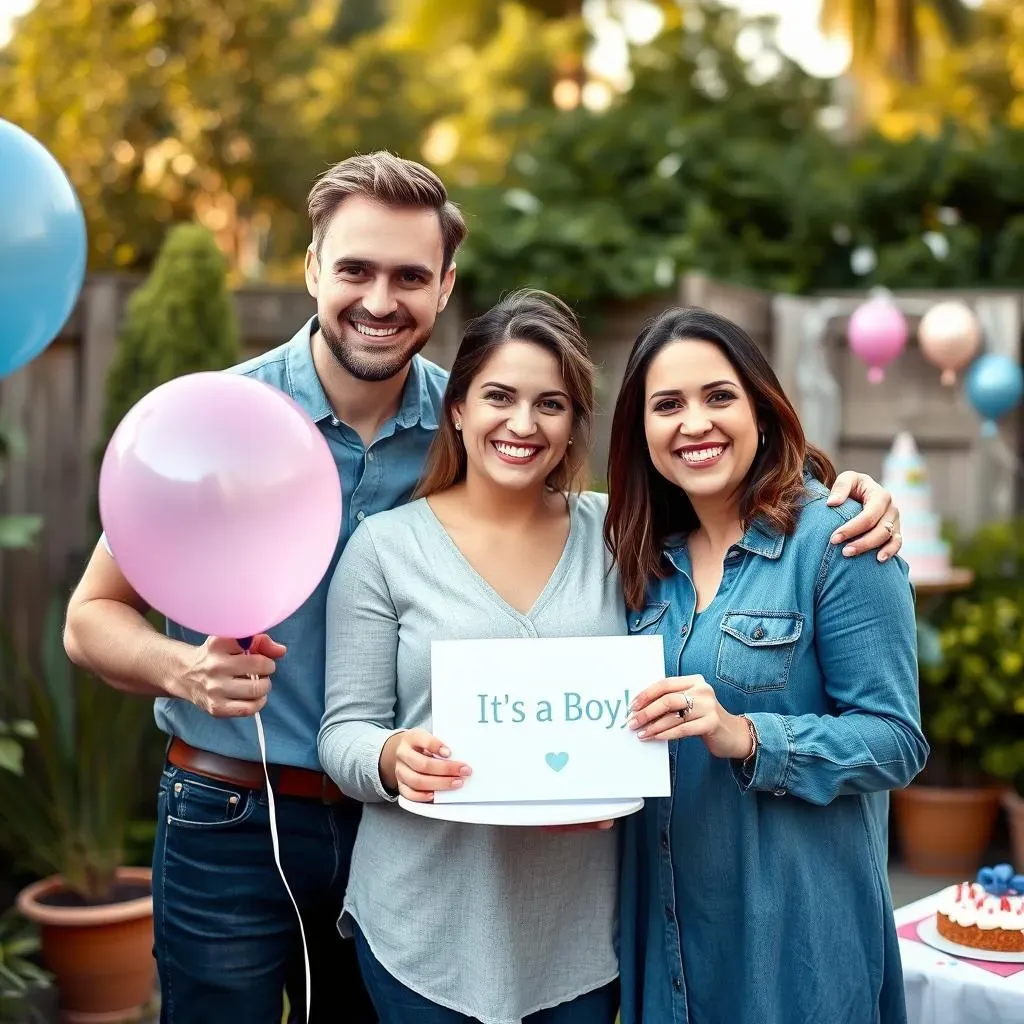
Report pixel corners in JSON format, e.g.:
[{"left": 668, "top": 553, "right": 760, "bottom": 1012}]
[{"left": 919, "top": 519, "right": 1024, "bottom": 789}]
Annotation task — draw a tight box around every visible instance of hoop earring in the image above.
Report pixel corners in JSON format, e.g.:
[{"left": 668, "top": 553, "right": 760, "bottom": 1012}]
[{"left": 759, "top": 431, "right": 766, "bottom": 448}]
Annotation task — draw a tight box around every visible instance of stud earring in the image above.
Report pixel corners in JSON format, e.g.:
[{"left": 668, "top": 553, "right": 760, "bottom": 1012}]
[
  {"left": 760, "top": 431, "right": 766, "bottom": 447},
  {"left": 567, "top": 436, "right": 574, "bottom": 446},
  {"left": 454, "top": 421, "right": 462, "bottom": 431}
]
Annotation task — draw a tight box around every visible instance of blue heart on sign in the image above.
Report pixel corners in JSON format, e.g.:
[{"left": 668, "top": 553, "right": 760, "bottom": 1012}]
[{"left": 545, "top": 752, "right": 569, "bottom": 772}]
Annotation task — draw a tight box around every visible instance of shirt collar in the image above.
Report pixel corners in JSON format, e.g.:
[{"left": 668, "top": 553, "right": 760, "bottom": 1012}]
[
  {"left": 394, "top": 353, "right": 439, "bottom": 431},
  {"left": 283, "top": 316, "right": 333, "bottom": 424},
  {"left": 284, "top": 315, "right": 439, "bottom": 431}
]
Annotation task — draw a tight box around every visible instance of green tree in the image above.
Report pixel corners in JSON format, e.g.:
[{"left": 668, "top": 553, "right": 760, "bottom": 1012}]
[
  {"left": 819, "top": 0, "right": 973, "bottom": 83},
  {"left": 97, "top": 223, "right": 241, "bottom": 481},
  {"left": 0, "top": 0, "right": 328, "bottom": 271}
]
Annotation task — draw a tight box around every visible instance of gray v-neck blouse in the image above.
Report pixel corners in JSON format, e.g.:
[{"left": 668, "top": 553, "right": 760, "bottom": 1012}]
[{"left": 318, "top": 491, "right": 626, "bottom": 1024}]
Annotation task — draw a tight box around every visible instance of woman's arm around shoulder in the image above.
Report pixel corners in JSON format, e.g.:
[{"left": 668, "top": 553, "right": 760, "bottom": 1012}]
[
  {"left": 739, "top": 497, "right": 930, "bottom": 804},
  {"left": 318, "top": 517, "right": 403, "bottom": 804}
]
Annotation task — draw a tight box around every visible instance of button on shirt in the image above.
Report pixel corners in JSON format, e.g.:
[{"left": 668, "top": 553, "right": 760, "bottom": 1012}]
[
  {"left": 617, "top": 481, "right": 928, "bottom": 1024},
  {"left": 153, "top": 316, "right": 447, "bottom": 769}
]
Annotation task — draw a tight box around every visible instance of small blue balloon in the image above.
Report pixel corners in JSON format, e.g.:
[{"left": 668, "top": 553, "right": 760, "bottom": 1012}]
[
  {"left": 0, "top": 118, "right": 87, "bottom": 379},
  {"left": 965, "top": 353, "right": 1023, "bottom": 434}
]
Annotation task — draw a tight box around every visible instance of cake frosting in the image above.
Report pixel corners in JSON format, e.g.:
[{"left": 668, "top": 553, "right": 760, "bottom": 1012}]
[
  {"left": 881, "top": 432, "right": 951, "bottom": 582},
  {"left": 936, "top": 871, "right": 1024, "bottom": 953}
]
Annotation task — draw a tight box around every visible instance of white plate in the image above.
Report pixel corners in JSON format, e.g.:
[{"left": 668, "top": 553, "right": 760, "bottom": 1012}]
[
  {"left": 916, "top": 915, "right": 1024, "bottom": 964},
  {"left": 398, "top": 796, "right": 644, "bottom": 826}
]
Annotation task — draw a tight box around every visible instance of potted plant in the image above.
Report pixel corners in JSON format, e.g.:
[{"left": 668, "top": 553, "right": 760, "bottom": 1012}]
[
  {"left": 0, "top": 598, "right": 155, "bottom": 1021},
  {"left": 892, "top": 519, "right": 1024, "bottom": 875}
]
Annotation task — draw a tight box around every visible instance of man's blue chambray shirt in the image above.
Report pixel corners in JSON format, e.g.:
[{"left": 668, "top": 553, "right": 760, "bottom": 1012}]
[{"left": 154, "top": 316, "right": 447, "bottom": 769}]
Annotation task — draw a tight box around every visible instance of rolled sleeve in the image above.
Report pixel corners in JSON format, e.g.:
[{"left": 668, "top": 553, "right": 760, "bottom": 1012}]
[{"left": 731, "top": 712, "right": 793, "bottom": 795}]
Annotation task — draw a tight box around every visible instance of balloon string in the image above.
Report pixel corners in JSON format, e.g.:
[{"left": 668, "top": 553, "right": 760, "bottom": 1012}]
[
  {"left": 240, "top": 636, "right": 310, "bottom": 1024},
  {"left": 253, "top": 709, "right": 311, "bottom": 1024}
]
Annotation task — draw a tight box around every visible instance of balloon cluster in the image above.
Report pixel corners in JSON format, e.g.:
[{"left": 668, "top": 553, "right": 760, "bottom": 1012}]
[
  {"left": 848, "top": 295, "right": 1023, "bottom": 436},
  {"left": 0, "top": 120, "right": 342, "bottom": 642}
]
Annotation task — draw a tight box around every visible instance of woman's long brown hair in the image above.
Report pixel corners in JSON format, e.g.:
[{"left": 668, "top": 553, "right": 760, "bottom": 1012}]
[
  {"left": 604, "top": 306, "right": 836, "bottom": 611},
  {"left": 414, "top": 289, "right": 595, "bottom": 499}
]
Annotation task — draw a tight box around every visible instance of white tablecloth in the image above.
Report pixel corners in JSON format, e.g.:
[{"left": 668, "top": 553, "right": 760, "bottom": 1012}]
[{"left": 896, "top": 890, "right": 1024, "bottom": 1024}]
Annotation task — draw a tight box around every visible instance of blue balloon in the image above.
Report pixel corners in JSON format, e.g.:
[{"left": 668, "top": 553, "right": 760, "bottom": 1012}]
[
  {"left": 0, "top": 119, "right": 87, "bottom": 379},
  {"left": 964, "top": 353, "right": 1023, "bottom": 435}
]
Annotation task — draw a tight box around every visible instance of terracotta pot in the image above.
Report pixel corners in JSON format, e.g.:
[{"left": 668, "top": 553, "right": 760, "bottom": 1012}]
[
  {"left": 892, "top": 785, "right": 1002, "bottom": 876},
  {"left": 16, "top": 866, "right": 154, "bottom": 1023},
  {"left": 1002, "top": 789, "right": 1024, "bottom": 869}
]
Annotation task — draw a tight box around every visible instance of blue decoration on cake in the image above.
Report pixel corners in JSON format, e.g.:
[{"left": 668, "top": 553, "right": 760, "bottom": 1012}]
[{"left": 976, "top": 863, "right": 1024, "bottom": 896}]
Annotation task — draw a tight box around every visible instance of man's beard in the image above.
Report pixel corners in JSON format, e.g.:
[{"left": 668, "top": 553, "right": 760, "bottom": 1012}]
[{"left": 320, "top": 312, "right": 433, "bottom": 383}]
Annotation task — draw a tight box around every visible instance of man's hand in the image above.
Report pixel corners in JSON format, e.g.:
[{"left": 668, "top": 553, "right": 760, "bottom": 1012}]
[
  {"left": 827, "top": 471, "right": 902, "bottom": 562},
  {"left": 171, "top": 633, "right": 286, "bottom": 718}
]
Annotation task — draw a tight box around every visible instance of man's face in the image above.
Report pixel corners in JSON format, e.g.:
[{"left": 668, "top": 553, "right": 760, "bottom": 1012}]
[{"left": 304, "top": 195, "right": 455, "bottom": 382}]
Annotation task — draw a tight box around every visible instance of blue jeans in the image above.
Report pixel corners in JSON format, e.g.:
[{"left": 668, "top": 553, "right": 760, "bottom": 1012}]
[
  {"left": 353, "top": 924, "right": 618, "bottom": 1024},
  {"left": 153, "top": 764, "right": 376, "bottom": 1023}
]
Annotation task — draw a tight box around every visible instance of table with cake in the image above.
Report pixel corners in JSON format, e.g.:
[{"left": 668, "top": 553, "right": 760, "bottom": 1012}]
[{"left": 896, "top": 864, "right": 1024, "bottom": 1024}]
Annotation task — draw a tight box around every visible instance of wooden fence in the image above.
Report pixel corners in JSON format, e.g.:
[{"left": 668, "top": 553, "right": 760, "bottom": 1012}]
[{"left": 0, "top": 272, "right": 1019, "bottom": 652}]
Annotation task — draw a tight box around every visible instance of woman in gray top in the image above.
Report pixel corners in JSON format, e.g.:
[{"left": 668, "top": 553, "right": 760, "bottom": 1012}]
[{"left": 318, "top": 290, "right": 623, "bottom": 1024}]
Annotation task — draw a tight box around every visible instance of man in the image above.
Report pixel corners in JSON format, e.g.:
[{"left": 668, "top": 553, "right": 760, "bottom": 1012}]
[{"left": 63, "top": 151, "right": 903, "bottom": 1023}]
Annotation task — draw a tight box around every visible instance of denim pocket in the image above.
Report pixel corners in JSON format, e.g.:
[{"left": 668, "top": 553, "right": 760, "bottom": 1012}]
[
  {"left": 627, "top": 601, "right": 670, "bottom": 635},
  {"left": 164, "top": 770, "right": 256, "bottom": 829},
  {"left": 716, "top": 611, "right": 803, "bottom": 693}
]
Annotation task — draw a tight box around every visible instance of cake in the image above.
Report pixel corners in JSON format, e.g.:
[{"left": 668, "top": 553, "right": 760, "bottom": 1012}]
[
  {"left": 936, "top": 867, "right": 1024, "bottom": 953},
  {"left": 880, "top": 432, "right": 951, "bottom": 582}
]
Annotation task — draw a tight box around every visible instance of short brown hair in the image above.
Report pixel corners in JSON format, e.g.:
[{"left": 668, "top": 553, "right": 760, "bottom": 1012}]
[
  {"left": 307, "top": 151, "right": 467, "bottom": 272},
  {"left": 414, "top": 289, "right": 594, "bottom": 499},
  {"left": 604, "top": 306, "right": 837, "bottom": 610}
]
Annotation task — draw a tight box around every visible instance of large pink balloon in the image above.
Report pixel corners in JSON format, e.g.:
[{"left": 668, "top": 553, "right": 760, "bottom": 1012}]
[
  {"left": 917, "top": 300, "right": 981, "bottom": 386},
  {"left": 99, "top": 372, "right": 342, "bottom": 639},
  {"left": 848, "top": 297, "right": 908, "bottom": 383}
]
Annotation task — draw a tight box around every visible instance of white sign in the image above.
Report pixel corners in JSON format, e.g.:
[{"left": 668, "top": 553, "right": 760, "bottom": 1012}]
[{"left": 430, "top": 635, "right": 671, "bottom": 804}]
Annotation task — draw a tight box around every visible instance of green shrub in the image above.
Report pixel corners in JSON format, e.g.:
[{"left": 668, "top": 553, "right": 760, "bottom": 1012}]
[
  {"left": 919, "top": 519, "right": 1024, "bottom": 788},
  {"left": 96, "top": 223, "right": 242, "bottom": 488}
]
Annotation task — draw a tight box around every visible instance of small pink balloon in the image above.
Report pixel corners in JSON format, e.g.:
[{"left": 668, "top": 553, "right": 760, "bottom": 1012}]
[
  {"left": 848, "top": 298, "right": 908, "bottom": 383},
  {"left": 917, "top": 300, "right": 981, "bottom": 386},
  {"left": 99, "top": 372, "right": 342, "bottom": 639}
]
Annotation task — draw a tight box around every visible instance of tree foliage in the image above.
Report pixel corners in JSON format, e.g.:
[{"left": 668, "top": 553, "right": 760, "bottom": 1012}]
[
  {"left": 98, "top": 223, "right": 241, "bottom": 465},
  {"left": 2, "top": 0, "right": 1024, "bottom": 313}
]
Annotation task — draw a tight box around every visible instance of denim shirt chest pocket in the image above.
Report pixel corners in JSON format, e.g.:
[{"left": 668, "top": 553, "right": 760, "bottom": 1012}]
[
  {"left": 716, "top": 610, "right": 803, "bottom": 693},
  {"left": 627, "top": 601, "right": 670, "bottom": 636}
]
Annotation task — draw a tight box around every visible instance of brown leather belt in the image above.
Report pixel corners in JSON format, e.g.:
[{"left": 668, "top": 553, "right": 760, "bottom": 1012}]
[{"left": 167, "top": 737, "right": 347, "bottom": 805}]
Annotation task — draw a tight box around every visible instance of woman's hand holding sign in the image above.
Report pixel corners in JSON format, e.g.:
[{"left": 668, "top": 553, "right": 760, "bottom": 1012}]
[
  {"left": 380, "top": 729, "right": 473, "bottom": 801},
  {"left": 627, "top": 675, "right": 756, "bottom": 762}
]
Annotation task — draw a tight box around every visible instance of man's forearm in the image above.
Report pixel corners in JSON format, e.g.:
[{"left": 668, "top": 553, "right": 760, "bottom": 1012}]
[{"left": 64, "top": 599, "right": 191, "bottom": 700}]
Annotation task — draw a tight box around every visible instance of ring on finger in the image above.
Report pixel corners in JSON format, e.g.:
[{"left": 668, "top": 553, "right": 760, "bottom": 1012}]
[{"left": 676, "top": 693, "right": 695, "bottom": 719}]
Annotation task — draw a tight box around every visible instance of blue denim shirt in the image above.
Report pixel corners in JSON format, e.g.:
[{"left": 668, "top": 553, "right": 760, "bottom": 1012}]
[
  {"left": 153, "top": 317, "right": 447, "bottom": 769},
  {"left": 618, "top": 479, "right": 928, "bottom": 1024}
]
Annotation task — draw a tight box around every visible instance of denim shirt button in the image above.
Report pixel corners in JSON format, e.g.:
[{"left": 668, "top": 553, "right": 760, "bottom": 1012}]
[
  {"left": 773, "top": 788, "right": 786, "bottom": 797},
  {"left": 661, "top": 829, "right": 670, "bottom": 850},
  {"left": 680, "top": 625, "right": 689, "bottom": 638},
  {"left": 752, "top": 626, "right": 766, "bottom": 640},
  {"left": 673, "top": 978, "right": 682, "bottom": 991}
]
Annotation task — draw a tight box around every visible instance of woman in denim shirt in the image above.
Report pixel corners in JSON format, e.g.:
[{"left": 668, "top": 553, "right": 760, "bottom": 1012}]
[{"left": 605, "top": 308, "right": 929, "bottom": 1024}]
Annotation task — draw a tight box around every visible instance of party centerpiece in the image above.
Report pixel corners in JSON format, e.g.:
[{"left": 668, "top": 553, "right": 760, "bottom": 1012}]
[{"left": 880, "top": 432, "right": 951, "bottom": 584}]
